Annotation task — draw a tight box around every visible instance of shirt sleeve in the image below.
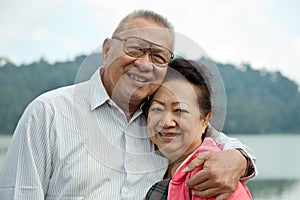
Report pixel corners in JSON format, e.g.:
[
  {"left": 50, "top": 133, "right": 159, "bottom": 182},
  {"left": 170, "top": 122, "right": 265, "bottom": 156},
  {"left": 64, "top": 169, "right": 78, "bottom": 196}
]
[
  {"left": 206, "top": 126, "right": 258, "bottom": 181},
  {"left": 0, "top": 98, "right": 55, "bottom": 199}
]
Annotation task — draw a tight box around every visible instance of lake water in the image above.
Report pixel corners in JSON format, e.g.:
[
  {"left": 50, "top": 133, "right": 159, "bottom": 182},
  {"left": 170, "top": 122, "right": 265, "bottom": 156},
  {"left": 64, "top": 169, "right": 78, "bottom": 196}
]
[{"left": 1, "top": 134, "right": 300, "bottom": 199}]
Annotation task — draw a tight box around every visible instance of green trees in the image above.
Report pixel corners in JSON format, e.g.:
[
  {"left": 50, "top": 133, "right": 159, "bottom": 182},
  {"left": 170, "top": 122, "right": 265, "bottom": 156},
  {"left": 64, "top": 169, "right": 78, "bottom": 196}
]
[
  {"left": 0, "top": 56, "right": 299, "bottom": 135},
  {"left": 219, "top": 63, "right": 300, "bottom": 133}
]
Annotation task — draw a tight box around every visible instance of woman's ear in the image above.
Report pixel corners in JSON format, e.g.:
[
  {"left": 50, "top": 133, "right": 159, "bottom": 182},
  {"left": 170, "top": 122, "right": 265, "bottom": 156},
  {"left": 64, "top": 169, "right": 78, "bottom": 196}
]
[
  {"left": 203, "top": 112, "right": 212, "bottom": 127},
  {"left": 102, "top": 38, "right": 111, "bottom": 63}
]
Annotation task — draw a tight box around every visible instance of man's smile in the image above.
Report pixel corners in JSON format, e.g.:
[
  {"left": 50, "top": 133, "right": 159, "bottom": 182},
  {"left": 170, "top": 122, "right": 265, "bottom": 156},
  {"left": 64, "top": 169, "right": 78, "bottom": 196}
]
[{"left": 127, "top": 72, "right": 151, "bottom": 83}]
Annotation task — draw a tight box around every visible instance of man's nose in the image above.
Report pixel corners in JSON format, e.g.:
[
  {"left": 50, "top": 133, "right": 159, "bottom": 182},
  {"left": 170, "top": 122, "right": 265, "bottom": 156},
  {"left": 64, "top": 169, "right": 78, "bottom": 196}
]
[{"left": 134, "top": 51, "right": 154, "bottom": 71}]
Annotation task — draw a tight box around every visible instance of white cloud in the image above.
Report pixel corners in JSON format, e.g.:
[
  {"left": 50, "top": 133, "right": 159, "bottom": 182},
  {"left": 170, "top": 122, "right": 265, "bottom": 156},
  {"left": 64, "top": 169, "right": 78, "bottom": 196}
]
[
  {"left": 277, "top": 35, "right": 300, "bottom": 84},
  {"left": 63, "top": 37, "right": 84, "bottom": 50},
  {"left": 0, "top": 0, "right": 299, "bottom": 85},
  {"left": 6, "top": 54, "right": 19, "bottom": 64},
  {"left": 32, "top": 28, "right": 51, "bottom": 41}
]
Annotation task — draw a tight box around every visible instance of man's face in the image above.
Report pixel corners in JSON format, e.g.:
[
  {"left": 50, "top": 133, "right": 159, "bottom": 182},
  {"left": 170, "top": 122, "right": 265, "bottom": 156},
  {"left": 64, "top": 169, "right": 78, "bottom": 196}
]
[{"left": 102, "top": 18, "right": 174, "bottom": 111}]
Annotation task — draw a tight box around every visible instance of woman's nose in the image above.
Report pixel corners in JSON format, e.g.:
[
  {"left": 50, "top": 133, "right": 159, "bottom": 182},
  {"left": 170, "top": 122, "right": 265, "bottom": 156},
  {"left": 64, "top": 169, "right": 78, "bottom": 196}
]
[{"left": 159, "top": 112, "right": 177, "bottom": 128}]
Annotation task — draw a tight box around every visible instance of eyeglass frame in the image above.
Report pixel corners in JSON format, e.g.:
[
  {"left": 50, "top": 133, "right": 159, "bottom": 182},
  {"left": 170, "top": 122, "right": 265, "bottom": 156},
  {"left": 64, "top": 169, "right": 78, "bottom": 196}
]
[{"left": 111, "top": 36, "right": 174, "bottom": 67}]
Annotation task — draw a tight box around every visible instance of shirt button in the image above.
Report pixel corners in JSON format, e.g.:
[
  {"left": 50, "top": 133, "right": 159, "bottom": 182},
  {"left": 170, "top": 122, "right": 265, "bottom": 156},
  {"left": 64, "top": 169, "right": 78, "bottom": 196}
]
[{"left": 123, "top": 187, "right": 128, "bottom": 194}]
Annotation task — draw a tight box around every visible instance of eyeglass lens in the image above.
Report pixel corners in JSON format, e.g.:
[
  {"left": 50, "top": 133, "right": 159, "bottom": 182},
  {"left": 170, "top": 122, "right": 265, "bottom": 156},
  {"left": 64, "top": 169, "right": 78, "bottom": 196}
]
[{"left": 125, "top": 37, "right": 172, "bottom": 66}]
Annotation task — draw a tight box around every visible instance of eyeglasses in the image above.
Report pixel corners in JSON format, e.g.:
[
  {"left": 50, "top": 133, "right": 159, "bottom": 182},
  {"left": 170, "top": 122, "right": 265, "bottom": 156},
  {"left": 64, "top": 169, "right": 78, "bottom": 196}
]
[{"left": 112, "top": 36, "right": 174, "bottom": 67}]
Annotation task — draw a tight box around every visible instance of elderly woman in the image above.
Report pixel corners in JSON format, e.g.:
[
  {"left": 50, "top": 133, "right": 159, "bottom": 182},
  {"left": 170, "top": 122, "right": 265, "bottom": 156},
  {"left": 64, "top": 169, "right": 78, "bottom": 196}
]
[{"left": 145, "top": 58, "right": 252, "bottom": 200}]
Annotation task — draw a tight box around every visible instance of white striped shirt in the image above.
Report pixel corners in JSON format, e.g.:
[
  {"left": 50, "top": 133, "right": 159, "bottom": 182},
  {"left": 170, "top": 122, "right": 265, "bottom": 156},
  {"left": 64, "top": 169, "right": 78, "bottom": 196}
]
[{"left": 0, "top": 67, "right": 256, "bottom": 199}]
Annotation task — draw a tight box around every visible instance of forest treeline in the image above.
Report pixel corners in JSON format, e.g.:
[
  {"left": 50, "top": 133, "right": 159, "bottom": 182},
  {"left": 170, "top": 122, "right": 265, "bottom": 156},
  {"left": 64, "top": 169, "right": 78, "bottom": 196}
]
[{"left": 1, "top": 54, "right": 300, "bottom": 135}]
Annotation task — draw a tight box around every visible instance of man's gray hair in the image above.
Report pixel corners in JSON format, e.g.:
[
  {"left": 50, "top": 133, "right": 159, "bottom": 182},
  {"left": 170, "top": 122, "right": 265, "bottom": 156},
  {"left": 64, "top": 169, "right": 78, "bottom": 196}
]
[{"left": 112, "top": 9, "right": 174, "bottom": 37}]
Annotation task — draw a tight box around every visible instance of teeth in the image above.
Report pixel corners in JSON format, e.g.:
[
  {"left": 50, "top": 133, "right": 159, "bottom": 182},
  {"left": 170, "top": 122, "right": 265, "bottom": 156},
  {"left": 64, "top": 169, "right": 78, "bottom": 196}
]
[
  {"left": 159, "top": 132, "right": 178, "bottom": 137},
  {"left": 128, "top": 73, "right": 147, "bottom": 82}
]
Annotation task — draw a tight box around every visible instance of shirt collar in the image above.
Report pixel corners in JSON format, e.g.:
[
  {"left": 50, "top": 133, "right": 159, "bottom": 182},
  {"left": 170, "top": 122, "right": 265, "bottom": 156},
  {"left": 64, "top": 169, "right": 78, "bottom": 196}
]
[
  {"left": 89, "top": 67, "right": 148, "bottom": 119},
  {"left": 89, "top": 66, "right": 110, "bottom": 111}
]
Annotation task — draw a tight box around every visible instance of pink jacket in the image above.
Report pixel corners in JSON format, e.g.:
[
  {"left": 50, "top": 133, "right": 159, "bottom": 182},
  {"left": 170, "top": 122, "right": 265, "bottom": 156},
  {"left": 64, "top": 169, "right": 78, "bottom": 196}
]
[{"left": 168, "top": 137, "right": 252, "bottom": 200}]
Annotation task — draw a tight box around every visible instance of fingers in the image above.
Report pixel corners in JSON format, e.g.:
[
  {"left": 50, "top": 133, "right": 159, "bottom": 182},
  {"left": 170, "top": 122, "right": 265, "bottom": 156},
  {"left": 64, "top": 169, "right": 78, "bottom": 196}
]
[
  {"left": 191, "top": 187, "right": 220, "bottom": 199},
  {"left": 189, "top": 181, "right": 233, "bottom": 199},
  {"left": 184, "top": 150, "right": 238, "bottom": 199},
  {"left": 182, "top": 152, "right": 209, "bottom": 172},
  {"left": 185, "top": 169, "right": 211, "bottom": 188},
  {"left": 172, "top": 148, "right": 249, "bottom": 199},
  {"left": 186, "top": 171, "right": 230, "bottom": 194},
  {"left": 215, "top": 193, "right": 231, "bottom": 200}
]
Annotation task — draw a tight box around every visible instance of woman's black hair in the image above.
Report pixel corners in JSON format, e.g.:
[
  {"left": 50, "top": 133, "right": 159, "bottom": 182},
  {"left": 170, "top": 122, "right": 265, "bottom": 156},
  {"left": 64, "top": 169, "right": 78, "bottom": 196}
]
[
  {"left": 143, "top": 58, "right": 212, "bottom": 138},
  {"left": 164, "top": 58, "right": 212, "bottom": 118},
  {"left": 144, "top": 58, "right": 212, "bottom": 115}
]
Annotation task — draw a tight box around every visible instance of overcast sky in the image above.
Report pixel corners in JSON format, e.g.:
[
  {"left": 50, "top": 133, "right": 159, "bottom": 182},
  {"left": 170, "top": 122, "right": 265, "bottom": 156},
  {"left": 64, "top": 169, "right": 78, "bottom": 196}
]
[{"left": 1, "top": 0, "right": 300, "bottom": 85}]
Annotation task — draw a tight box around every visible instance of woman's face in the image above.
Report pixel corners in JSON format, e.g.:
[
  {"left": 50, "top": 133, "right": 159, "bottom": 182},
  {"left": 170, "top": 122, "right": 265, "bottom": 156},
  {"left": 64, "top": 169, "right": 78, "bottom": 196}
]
[{"left": 147, "top": 78, "right": 210, "bottom": 161}]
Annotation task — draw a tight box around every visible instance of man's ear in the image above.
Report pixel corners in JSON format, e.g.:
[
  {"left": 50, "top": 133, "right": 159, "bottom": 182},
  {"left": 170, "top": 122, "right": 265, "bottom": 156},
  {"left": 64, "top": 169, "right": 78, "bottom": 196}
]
[{"left": 102, "top": 38, "right": 111, "bottom": 63}]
